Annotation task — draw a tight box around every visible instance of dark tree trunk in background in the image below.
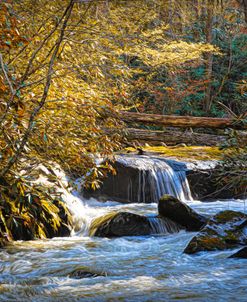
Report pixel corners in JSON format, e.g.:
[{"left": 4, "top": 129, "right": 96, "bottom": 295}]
[
  {"left": 242, "top": 0, "right": 247, "bottom": 22},
  {"left": 204, "top": 0, "right": 214, "bottom": 113},
  {"left": 236, "top": 0, "right": 247, "bottom": 22}
]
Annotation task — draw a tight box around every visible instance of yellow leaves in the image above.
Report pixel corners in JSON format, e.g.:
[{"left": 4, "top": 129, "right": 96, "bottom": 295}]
[
  {"left": 237, "top": 80, "right": 247, "bottom": 95},
  {"left": 90, "top": 180, "right": 101, "bottom": 191},
  {"left": 37, "top": 224, "right": 47, "bottom": 239},
  {"left": 0, "top": 209, "right": 12, "bottom": 241},
  {"left": 133, "top": 41, "right": 220, "bottom": 68},
  {"left": 16, "top": 182, "right": 25, "bottom": 197},
  {"left": 142, "top": 25, "right": 169, "bottom": 39},
  {"left": 0, "top": 0, "right": 224, "bottom": 195}
]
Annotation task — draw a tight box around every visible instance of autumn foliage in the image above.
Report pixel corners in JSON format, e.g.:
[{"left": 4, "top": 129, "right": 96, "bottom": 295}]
[{"left": 0, "top": 0, "right": 246, "bottom": 242}]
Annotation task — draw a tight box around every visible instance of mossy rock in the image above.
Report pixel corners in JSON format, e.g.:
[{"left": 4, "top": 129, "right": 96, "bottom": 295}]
[
  {"left": 214, "top": 211, "right": 246, "bottom": 224},
  {"left": 184, "top": 210, "right": 247, "bottom": 254},
  {"left": 89, "top": 212, "right": 119, "bottom": 236},
  {"left": 124, "top": 146, "right": 222, "bottom": 161},
  {"left": 89, "top": 211, "right": 152, "bottom": 237}
]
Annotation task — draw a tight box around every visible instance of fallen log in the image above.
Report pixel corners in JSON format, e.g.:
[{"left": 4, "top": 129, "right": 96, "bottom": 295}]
[
  {"left": 120, "top": 111, "right": 246, "bottom": 130},
  {"left": 111, "top": 128, "right": 246, "bottom": 146},
  {"left": 123, "top": 128, "right": 225, "bottom": 146}
]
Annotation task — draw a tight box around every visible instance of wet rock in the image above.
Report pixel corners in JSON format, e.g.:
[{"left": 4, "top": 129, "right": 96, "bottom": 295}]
[
  {"left": 229, "top": 246, "right": 247, "bottom": 259},
  {"left": 69, "top": 269, "right": 106, "bottom": 279},
  {"left": 186, "top": 168, "right": 246, "bottom": 200},
  {"left": 89, "top": 212, "right": 152, "bottom": 237},
  {"left": 83, "top": 161, "right": 144, "bottom": 203},
  {"left": 184, "top": 210, "right": 247, "bottom": 254},
  {"left": 83, "top": 155, "right": 191, "bottom": 203},
  {"left": 158, "top": 195, "right": 207, "bottom": 231}
]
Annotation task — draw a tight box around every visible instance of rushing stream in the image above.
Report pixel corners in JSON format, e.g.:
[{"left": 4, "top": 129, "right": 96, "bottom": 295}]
[
  {"left": 0, "top": 199, "right": 246, "bottom": 302},
  {"left": 0, "top": 156, "right": 246, "bottom": 301}
]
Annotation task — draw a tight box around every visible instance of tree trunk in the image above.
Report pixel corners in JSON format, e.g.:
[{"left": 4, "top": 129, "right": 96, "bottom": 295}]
[
  {"left": 204, "top": 0, "right": 214, "bottom": 113},
  {"left": 243, "top": 0, "right": 247, "bottom": 22},
  {"left": 105, "top": 128, "right": 246, "bottom": 146},
  {"left": 120, "top": 111, "right": 247, "bottom": 130},
  {"left": 123, "top": 128, "right": 226, "bottom": 146}
]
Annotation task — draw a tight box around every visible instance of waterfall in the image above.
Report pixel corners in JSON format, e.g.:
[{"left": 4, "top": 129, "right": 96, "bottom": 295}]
[
  {"left": 33, "top": 158, "right": 193, "bottom": 236},
  {"left": 148, "top": 216, "right": 182, "bottom": 235},
  {"left": 117, "top": 155, "right": 193, "bottom": 203}
]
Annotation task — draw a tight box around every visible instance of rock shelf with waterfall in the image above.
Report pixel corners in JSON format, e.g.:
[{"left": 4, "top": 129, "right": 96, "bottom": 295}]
[
  {"left": 83, "top": 155, "right": 193, "bottom": 203},
  {"left": 0, "top": 153, "right": 246, "bottom": 301}
]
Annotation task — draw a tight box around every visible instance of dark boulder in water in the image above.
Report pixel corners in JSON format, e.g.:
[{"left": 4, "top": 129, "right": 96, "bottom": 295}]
[
  {"left": 184, "top": 210, "right": 247, "bottom": 254},
  {"left": 69, "top": 269, "right": 106, "bottom": 279},
  {"left": 229, "top": 246, "right": 247, "bottom": 259},
  {"left": 89, "top": 212, "right": 152, "bottom": 237},
  {"left": 158, "top": 195, "right": 207, "bottom": 231},
  {"left": 89, "top": 210, "right": 182, "bottom": 238}
]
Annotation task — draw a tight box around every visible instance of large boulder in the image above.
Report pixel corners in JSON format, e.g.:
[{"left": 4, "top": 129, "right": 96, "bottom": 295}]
[
  {"left": 158, "top": 195, "right": 207, "bottom": 231},
  {"left": 83, "top": 161, "right": 148, "bottom": 203},
  {"left": 184, "top": 210, "right": 247, "bottom": 254},
  {"left": 229, "top": 246, "right": 247, "bottom": 259},
  {"left": 83, "top": 155, "right": 191, "bottom": 203},
  {"left": 89, "top": 212, "right": 152, "bottom": 237}
]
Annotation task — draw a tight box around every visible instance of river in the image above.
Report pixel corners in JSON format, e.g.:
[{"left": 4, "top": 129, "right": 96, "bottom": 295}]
[{"left": 0, "top": 198, "right": 246, "bottom": 302}]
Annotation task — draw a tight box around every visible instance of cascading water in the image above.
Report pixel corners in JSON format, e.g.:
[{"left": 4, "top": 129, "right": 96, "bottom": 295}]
[
  {"left": 31, "top": 158, "right": 192, "bottom": 235},
  {"left": 148, "top": 216, "right": 181, "bottom": 234},
  {"left": 117, "top": 155, "right": 193, "bottom": 203},
  {"left": 1, "top": 161, "right": 247, "bottom": 301}
]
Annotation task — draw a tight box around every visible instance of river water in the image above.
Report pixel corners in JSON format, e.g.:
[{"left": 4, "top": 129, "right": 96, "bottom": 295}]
[{"left": 0, "top": 198, "right": 246, "bottom": 302}]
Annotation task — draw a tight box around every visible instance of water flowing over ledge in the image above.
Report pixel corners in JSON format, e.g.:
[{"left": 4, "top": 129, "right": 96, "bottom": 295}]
[
  {"left": 84, "top": 155, "right": 193, "bottom": 203},
  {"left": 117, "top": 155, "right": 193, "bottom": 202},
  {"left": 148, "top": 216, "right": 181, "bottom": 235}
]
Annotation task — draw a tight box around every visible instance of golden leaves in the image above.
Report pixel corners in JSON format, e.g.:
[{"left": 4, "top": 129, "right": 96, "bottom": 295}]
[{"left": 133, "top": 41, "right": 220, "bottom": 68}]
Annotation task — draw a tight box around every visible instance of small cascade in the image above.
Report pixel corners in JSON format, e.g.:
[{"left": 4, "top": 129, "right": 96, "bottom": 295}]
[
  {"left": 117, "top": 155, "right": 193, "bottom": 203},
  {"left": 34, "top": 158, "right": 193, "bottom": 236},
  {"left": 148, "top": 216, "right": 182, "bottom": 235},
  {"left": 30, "top": 163, "right": 110, "bottom": 236}
]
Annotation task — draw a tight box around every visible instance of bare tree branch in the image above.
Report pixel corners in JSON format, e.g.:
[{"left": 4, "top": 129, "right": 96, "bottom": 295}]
[
  {"left": 0, "top": 0, "right": 75, "bottom": 177},
  {"left": 0, "top": 53, "right": 15, "bottom": 95}
]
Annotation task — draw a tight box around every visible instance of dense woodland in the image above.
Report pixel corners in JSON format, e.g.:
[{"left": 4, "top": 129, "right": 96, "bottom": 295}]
[{"left": 0, "top": 0, "right": 246, "bottom": 243}]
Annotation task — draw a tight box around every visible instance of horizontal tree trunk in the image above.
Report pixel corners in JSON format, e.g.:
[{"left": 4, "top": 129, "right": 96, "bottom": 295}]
[
  {"left": 123, "top": 128, "right": 225, "bottom": 146},
  {"left": 107, "top": 128, "right": 246, "bottom": 146},
  {"left": 120, "top": 111, "right": 246, "bottom": 130}
]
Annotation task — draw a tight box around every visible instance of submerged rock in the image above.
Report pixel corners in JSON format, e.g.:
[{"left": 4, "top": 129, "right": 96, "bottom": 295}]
[
  {"left": 229, "top": 246, "right": 247, "bottom": 259},
  {"left": 90, "top": 212, "right": 152, "bottom": 237},
  {"left": 184, "top": 210, "right": 247, "bottom": 254},
  {"left": 69, "top": 269, "right": 106, "bottom": 279},
  {"left": 158, "top": 195, "right": 207, "bottom": 231}
]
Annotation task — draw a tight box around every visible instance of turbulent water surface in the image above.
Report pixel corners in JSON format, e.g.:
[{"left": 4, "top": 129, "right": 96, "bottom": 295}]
[{"left": 0, "top": 198, "right": 247, "bottom": 302}]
